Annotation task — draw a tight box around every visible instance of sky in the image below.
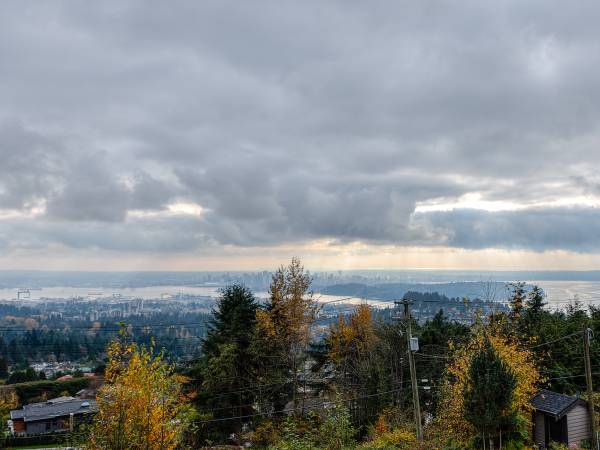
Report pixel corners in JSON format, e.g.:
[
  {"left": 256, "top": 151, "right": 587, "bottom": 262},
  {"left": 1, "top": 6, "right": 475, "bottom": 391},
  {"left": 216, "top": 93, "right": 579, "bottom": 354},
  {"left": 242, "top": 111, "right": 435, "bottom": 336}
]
[{"left": 1, "top": 1, "right": 600, "bottom": 271}]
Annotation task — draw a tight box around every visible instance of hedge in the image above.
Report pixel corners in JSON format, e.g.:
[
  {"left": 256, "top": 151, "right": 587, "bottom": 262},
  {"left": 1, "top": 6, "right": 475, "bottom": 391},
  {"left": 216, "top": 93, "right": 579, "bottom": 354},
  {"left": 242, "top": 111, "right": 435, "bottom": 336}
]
[{"left": 9, "top": 378, "right": 91, "bottom": 404}]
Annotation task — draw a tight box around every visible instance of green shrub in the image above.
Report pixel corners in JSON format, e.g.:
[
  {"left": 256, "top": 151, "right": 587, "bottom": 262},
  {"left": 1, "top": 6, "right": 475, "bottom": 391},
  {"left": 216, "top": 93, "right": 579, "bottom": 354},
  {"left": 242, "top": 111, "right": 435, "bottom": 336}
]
[
  {"left": 359, "top": 427, "right": 418, "bottom": 449},
  {"left": 12, "top": 378, "right": 90, "bottom": 404},
  {"left": 548, "top": 442, "right": 569, "bottom": 450}
]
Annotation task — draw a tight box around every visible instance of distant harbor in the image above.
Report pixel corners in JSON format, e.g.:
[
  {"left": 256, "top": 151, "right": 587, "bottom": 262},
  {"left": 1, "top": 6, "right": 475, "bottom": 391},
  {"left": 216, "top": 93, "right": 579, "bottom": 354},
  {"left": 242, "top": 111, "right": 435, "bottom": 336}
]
[{"left": 2, "top": 280, "right": 600, "bottom": 309}]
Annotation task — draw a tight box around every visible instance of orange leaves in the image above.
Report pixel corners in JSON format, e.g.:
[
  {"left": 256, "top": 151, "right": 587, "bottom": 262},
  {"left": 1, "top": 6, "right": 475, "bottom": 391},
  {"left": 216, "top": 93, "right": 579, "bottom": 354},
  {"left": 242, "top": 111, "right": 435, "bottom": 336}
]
[
  {"left": 327, "top": 304, "right": 378, "bottom": 364},
  {"left": 372, "top": 413, "right": 390, "bottom": 436}
]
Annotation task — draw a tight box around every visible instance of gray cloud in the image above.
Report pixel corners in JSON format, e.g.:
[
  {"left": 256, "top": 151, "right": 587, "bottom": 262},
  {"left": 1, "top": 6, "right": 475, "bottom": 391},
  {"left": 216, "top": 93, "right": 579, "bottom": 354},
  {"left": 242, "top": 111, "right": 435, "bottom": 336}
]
[
  {"left": 1, "top": 1, "right": 600, "bottom": 256},
  {"left": 0, "top": 121, "right": 63, "bottom": 210},
  {"left": 0, "top": 120, "right": 177, "bottom": 222},
  {"left": 0, "top": 215, "right": 212, "bottom": 253},
  {"left": 420, "top": 207, "right": 600, "bottom": 252}
]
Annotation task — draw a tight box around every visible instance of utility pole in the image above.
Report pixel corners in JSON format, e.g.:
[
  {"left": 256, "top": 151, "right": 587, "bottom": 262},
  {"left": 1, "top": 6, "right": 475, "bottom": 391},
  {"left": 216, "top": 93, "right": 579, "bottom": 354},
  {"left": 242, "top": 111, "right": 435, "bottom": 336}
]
[
  {"left": 583, "top": 325, "right": 598, "bottom": 450},
  {"left": 395, "top": 299, "right": 423, "bottom": 441}
]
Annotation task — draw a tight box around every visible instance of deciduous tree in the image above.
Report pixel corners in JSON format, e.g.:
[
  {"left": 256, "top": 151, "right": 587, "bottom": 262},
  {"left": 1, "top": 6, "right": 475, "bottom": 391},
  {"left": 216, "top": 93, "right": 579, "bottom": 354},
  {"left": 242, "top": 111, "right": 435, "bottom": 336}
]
[
  {"left": 88, "top": 338, "right": 189, "bottom": 450},
  {"left": 254, "top": 257, "right": 319, "bottom": 412}
]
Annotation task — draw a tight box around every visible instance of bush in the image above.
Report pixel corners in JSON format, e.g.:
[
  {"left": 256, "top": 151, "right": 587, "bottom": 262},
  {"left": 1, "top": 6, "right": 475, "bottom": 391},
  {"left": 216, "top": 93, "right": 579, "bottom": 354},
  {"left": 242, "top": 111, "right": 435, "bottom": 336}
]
[
  {"left": 359, "top": 428, "right": 418, "bottom": 449},
  {"left": 6, "top": 367, "right": 41, "bottom": 384},
  {"left": 316, "top": 404, "right": 355, "bottom": 449},
  {"left": 11, "top": 377, "right": 90, "bottom": 404},
  {"left": 252, "top": 419, "right": 283, "bottom": 448},
  {"left": 2, "top": 432, "right": 66, "bottom": 448},
  {"left": 253, "top": 403, "right": 356, "bottom": 450},
  {"left": 268, "top": 417, "right": 315, "bottom": 450},
  {"left": 548, "top": 443, "right": 569, "bottom": 450}
]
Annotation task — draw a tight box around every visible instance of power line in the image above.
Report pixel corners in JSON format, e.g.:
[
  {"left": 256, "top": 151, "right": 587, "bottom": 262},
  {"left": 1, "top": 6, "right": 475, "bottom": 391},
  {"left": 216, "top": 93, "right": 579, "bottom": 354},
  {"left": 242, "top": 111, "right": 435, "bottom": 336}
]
[
  {"left": 529, "top": 331, "right": 583, "bottom": 349},
  {"left": 195, "top": 378, "right": 425, "bottom": 415},
  {"left": 198, "top": 387, "right": 406, "bottom": 424}
]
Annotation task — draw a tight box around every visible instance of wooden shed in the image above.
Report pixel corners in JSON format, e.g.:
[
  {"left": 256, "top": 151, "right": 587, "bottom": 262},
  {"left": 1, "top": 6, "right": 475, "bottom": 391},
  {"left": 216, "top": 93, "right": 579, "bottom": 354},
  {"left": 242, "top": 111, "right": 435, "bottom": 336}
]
[{"left": 531, "top": 389, "right": 592, "bottom": 449}]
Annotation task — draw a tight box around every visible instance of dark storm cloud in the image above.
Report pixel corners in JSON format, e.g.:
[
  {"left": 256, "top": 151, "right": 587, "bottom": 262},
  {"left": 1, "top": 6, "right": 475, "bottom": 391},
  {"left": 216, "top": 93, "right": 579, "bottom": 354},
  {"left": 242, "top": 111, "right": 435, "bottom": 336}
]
[{"left": 1, "top": 0, "right": 600, "bottom": 253}]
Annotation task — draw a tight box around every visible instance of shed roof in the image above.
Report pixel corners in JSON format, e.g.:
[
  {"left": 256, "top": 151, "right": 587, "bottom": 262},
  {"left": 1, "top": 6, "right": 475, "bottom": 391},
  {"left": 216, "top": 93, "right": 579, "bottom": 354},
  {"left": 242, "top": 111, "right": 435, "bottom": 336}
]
[
  {"left": 531, "top": 390, "right": 586, "bottom": 419},
  {"left": 10, "top": 396, "right": 98, "bottom": 422}
]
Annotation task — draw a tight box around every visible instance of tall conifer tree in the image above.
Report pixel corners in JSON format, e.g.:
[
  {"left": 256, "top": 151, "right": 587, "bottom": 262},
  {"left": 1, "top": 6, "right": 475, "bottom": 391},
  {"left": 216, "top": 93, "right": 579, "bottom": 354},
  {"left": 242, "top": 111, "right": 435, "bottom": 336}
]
[{"left": 463, "top": 337, "right": 517, "bottom": 448}]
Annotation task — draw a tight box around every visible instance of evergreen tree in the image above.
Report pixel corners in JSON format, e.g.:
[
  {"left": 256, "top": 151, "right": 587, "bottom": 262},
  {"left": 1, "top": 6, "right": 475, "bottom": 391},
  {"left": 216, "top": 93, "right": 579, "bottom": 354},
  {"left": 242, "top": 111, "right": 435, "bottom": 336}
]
[
  {"left": 417, "top": 310, "right": 469, "bottom": 412},
  {"left": 202, "top": 284, "right": 258, "bottom": 359},
  {"left": 508, "top": 282, "right": 527, "bottom": 320},
  {"left": 463, "top": 337, "right": 517, "bottom": 448},
  {"left": 0, "top": 357, "right": 8, "bottom": 379},
  {"left": 193, "top": 284, "right": 259, "bottom": 436},
  {"left": 518, "top": 285, "right": 549, "bottom": 342},
  {"left": 526, "top": 285, "right": 547, "bottom": 312}
]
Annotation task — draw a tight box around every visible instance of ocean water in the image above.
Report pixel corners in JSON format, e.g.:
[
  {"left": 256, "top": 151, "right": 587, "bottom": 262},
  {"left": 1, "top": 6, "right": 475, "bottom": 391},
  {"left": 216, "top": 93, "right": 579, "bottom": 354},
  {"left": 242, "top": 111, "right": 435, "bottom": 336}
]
[
  {"left": 529, "top": 280, "right": 600, "bottom": 307},
  {"left": 0, "top": 285, "right": 221, "bottom": 301},
  {"left": 1, "top": 280, "right": 600, "bottom": 310}
]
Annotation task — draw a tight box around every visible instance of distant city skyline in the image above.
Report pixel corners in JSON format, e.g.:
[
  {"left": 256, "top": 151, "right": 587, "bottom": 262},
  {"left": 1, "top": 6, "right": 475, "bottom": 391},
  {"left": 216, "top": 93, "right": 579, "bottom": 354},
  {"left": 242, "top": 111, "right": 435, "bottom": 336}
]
[{"left": 2, "top": 1, "right": 600, "bottom": 270}]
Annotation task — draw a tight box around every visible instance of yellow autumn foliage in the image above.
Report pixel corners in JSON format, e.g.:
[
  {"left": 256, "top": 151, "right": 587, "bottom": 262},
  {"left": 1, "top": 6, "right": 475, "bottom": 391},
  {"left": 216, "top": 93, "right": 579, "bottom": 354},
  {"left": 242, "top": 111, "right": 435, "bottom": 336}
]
[
  {"left": 254, "top": 258, "right": 319, "bottom": 409},
  {"left": 256, "top": 257, "right": 318, "bottom": 350},
  {"left": 327, "top": 304, "right": 378, "bottom": 364},
  {"left": 359, "top": 427, "right": 419, "bottom": 449},
  {"left": 438, "top": 323, "right": 541, "bottom": 444},
  {"left": 88, "top": 339, "right": 189, "bottom": 450},
  {"left": 0, "top": 390, "right": 18, "bottom": 417}
]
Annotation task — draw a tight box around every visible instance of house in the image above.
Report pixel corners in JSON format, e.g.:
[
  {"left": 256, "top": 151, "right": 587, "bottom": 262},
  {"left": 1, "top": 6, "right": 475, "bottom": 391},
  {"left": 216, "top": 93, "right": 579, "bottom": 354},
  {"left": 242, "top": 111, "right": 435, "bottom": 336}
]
[
  {"left": 56, "top": 374, "right": 73, "bottom": 381},
  {"left": 8, "top": 396, "right": 98, "bottom": 436},
  {"left": 531, "top": 389, "right": 592, "bottom": 448}
]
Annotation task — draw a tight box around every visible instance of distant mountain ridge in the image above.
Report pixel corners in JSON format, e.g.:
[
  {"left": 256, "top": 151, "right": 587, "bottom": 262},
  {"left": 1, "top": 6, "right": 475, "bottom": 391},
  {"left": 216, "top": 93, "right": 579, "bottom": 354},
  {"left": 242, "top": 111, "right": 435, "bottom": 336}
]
[{"left": 0, "top": 269, "right": 597, "bottom": 291}]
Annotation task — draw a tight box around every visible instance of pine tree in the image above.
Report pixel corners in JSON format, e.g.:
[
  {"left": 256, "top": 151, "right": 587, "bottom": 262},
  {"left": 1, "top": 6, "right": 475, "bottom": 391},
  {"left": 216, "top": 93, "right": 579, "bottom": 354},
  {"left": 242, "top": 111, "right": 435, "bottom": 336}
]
[
  {"left": 463, "top": 337, "right": 517, "bottom": 448},
  {"left": 508, "top": 282, "right": 527, "bottom": 320},
  {"left": 202, "top": 284, "right": 258, "bottom": 359},
  {"left": 0, "top": 357, "right": 8, "bottom": 379},
  {"left": 193, "top": 284, "right": 259, "bottom": 435},
  {"left": 526, "top": 285, "right": 546, "bottom": 312}
]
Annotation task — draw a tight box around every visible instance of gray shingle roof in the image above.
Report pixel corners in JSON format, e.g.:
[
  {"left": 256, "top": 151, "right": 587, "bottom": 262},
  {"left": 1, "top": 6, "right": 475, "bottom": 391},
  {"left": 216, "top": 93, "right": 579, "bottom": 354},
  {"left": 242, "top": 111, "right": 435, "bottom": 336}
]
[
  {"left": 531, "top": 390, "right": 584, "bottom": 418},
  {"left": 10, "top": 397, "right": 98, "bottom": 422}
]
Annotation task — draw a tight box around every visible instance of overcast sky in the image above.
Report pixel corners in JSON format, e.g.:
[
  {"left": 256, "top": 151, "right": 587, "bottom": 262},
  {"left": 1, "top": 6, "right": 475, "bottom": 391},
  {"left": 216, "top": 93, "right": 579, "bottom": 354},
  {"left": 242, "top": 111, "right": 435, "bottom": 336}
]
[{"left": 1, "top": 1, "right": 600, "bottom": 271}]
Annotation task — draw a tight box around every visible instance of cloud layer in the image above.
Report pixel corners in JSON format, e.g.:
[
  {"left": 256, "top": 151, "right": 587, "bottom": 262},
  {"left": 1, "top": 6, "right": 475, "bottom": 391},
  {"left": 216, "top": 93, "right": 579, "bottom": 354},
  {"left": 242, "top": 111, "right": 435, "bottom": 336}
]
[{"left": 2, "top": 1, "right": 600, "bottom": 265}]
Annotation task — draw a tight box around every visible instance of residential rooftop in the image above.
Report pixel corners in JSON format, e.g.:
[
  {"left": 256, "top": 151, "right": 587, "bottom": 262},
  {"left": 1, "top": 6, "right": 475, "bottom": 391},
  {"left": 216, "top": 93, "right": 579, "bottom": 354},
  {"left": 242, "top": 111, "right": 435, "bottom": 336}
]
[{"left": 10, "top": 396, "right": 98, "bottom": 422}]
